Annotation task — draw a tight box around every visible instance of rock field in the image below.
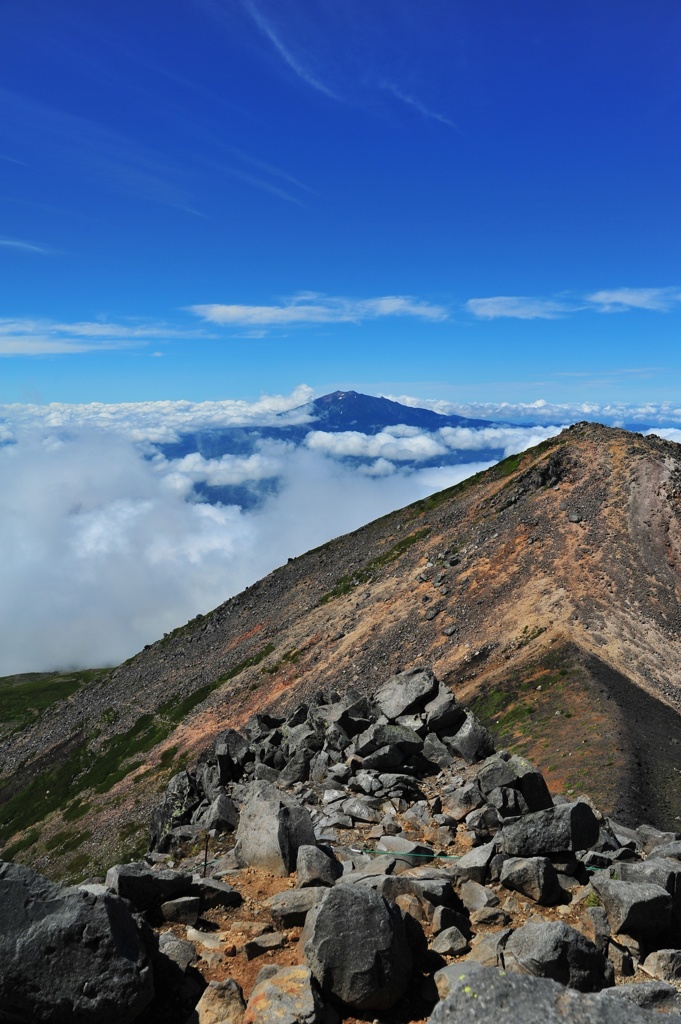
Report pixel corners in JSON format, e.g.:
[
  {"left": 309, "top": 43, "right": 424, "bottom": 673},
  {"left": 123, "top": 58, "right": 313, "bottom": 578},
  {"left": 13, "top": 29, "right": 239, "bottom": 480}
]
[{"left": 2, "top": 668, "right": 680, "bottom": 1023}]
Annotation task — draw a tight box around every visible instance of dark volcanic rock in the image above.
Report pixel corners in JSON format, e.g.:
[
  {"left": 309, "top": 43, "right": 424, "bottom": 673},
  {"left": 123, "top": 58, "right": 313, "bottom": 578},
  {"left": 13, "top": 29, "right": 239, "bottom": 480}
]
[
  {"left": 500, "top": 856, "right": 563, "bottom": 905},
  {"left": 301, "top": 885, "right": 412, "bottom": 1010},
  {"left": 428, "top": 964, "right": 679, "bottom": 1024},
  {"left": 105, "top": 861, "right": 193, "bottom": 911},
  {"left": 0, "top": 860, "right": 154, "bottom": 1023},
  {"left": 500, "top": 801, "right": 600, "bottom": 857},
  {"left": 503, "top": 920, "right": 613, "bottom": 992},
  {"left": 235, "top": 781, "right": 316, "bottom": 876}
]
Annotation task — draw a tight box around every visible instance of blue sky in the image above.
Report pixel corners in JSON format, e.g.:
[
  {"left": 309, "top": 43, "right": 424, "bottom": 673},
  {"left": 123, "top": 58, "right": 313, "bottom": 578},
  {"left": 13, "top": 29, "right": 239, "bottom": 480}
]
[{"left": 2, "top": 0, "right": 681, "bottom": 406}]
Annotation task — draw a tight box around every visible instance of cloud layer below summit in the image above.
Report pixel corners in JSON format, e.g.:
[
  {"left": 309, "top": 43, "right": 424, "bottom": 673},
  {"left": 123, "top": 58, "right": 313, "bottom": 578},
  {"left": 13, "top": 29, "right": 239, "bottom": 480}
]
[{"left": 3, "top": 388, "right": 681, "bottom": 674}]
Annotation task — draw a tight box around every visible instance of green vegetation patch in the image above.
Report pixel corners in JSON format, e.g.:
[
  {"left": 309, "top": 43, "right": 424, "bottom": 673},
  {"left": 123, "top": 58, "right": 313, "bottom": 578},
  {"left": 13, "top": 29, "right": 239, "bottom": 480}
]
[
  {"left": 62, "top": 798, "right": 91, "bottom": 822},
  {"left": 159, "top": 643, "right": 275, "bottom": 722},
  {"left": 0, "top": 643, "right": 274, "bottom": 857},
  {"left": 320, "top": 528, "right": 431, "bottom": 604},
  {"left": 262, "top": 648, "right": 300, "bottom": 675},
  {"left": 1, "top": 827, "right": 40, "bottom": 860},
  {"left": 0, "top": 668, "right": 113, "bottom": 736}
]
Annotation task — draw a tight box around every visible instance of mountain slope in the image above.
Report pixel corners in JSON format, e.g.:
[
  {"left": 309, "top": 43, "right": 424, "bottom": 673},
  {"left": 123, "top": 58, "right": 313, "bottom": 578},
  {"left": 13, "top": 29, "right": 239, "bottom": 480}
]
[{"left": 2, "top": 421, "right": 681, "bottom": 878}]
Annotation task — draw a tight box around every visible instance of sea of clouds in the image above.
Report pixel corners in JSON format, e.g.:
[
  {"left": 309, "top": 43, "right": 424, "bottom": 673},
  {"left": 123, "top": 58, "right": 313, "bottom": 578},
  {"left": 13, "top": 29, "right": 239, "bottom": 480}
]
[{"left": 2, "top": 387, "right": 678, "bottom": 675}]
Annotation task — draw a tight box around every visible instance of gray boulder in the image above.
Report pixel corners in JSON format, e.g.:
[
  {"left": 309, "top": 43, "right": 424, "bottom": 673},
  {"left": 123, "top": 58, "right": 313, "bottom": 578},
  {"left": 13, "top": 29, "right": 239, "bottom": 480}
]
[
  {"left": 189, "top": 977, "right": 245, "bottom": 1024},
  {"left": 500, "top": 801, "right": 599, "bottom": 857},
  {"left": 441, "top": 713, "right": 495, "bottom": 763},
  {"left": 0, "top": 861, "right": 154, "bottom": 1023},
  {"left": 198, "top": 792, "right": 240, "bottom": 832},
  {"left": 500, "top": 857, "right": 563, "bottom": 905},
  {"left": 454, "top": 840, "right": 495, "bottom": 884},
  {"left": 149, "top": 770, "right": 203, "bottom": 851},
  {"left": 215, "top": 728, "right": 253, "bottom": 781},
  {"left": 266, "top": 888, "right": 326, "bottom": 928},
  {"left": 431, "top": 925, "right": 469, "bottom": 956},
  {"left": 423, "top": 686, "right": 465, "bottom": 732},
  {"left": 234, "top": 781, "right": 316, "bottom": 875},
  {"left": 374, "top": 667, "right": 439, "bottom": 720},
  {"left": 429, "top": 963, "right": 678, "bottom": 1024},
  {"left": 503, "top": 920, "right": 613, "bottom": 991},
  {"left": 193, "top": 876, "right": 243, "bottom": 911},
  {"left": 301, "top": 885, "right": 412, "bottom": 1010},
  {"left": 643, "top": 949, "right": 681, "bottom": 983},
  {"left": 441, "top": 781, "right": 484, "bottom": 822},
  {"left": 296, "top": 845, "right": 343, "bottom": 887},
  {"left": 590, "top": 877, "right": 672, "bottom": 937},
  {"left": 105, "top": 861, "right": 193, "bottom": 911}
]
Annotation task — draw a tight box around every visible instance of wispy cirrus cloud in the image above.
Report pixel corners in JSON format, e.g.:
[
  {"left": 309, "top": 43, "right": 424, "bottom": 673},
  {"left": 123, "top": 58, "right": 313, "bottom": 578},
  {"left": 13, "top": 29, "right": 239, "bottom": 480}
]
[
  {"left": 379, "top": 81, "right": 458, "bottom": 131},
  {"left": 188, "top": 293, "right": 449, "bottom": 329},
  {"left": 464, "top": 296, "right": 576, "bottom": 320},
  {"left": 586, "top": 287, "right": 681, "bottom": 313},
  {"left": 0, "top": 317, "right": 206, "bottom": 357},
  {"left": 239, "top": 0, "right": 341, "bottom": 101},
  {"left": 0, "top": 237, "right": 55, "bottom": 255},
  {"left": 465, "top": 287, "right": 681, "bottom": 320}
]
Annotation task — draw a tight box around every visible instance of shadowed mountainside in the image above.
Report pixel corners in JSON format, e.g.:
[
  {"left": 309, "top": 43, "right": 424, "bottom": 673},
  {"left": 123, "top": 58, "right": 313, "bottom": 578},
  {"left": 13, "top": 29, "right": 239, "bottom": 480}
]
[{"left": 2, "top": 421, "right": 681, "bottom": 879}]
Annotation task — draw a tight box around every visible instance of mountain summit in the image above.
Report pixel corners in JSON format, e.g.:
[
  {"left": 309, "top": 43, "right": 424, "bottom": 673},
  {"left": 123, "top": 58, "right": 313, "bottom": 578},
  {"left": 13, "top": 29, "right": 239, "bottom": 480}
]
[
  {"left": 2, "top": 421, "right": 681, "bottom": 880},
  {"left": 306, "top": 390, "right": 494, "bottom": 432}
]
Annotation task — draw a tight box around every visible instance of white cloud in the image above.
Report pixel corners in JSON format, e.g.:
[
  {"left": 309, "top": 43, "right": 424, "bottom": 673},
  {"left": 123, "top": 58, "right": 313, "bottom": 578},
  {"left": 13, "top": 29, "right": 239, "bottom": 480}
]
[
  {"left": 0, "top": 237, "right": 53, "bottom": 254},
  {"left": 0, "top": 316, "right": 206, "bottom": 356},
  {"left": 644, "top": 427, "right": 681, "bottom": 443},
  {"left": 305, "top": 428, "right": 447, "bottom": 461},
  {"left": 464, "top": 287, "right": 681, "bottom": 320},
  {"left": 0, "top": 385, "right": 315, "bottom": 443},
  {"left": 0, "top": 421, "right": 492, "bottom": 673},
  {"left": 379, "top": 80, "right": 458, "bottom": 130},
  {"left": 156, "top": 447, "right": 288, "bottom": 489},
  {"left": 188, "top": 293, "right": 448, "bottom": 328},
  {"left": 387, "top": 393, "right": 681, "bottom": 427},
  {"left": 6, "top": 386, "right": 681, "bottom": 674},
  {"left": 439, "top": 424, "right": 565, "bottom": 457},
  {"left": 586, "top": 287, "right": 681, "bottom": 313},
  {"left": 239, "top": 0, "right": 341, "bottom": 101},
  {"left": 464, "top": 296, "right": 574, "bottom": 320}
]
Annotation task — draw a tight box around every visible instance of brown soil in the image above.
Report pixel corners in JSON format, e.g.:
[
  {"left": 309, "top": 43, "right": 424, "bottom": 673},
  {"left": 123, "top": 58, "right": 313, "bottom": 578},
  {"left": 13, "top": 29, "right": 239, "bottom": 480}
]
[{"left": 3, "top": 422, "right": 681, "bottom": 878}]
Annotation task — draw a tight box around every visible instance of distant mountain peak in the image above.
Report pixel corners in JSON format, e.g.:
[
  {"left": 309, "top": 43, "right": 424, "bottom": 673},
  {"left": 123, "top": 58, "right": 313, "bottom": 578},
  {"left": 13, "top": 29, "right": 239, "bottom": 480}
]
[{"left": 308, "top": 389, "right": 494, "bottom": 433}]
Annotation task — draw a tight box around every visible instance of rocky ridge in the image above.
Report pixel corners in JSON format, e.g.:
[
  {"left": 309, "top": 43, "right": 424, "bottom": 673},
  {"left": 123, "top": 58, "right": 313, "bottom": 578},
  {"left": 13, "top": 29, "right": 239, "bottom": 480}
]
[
  {"left": 3, "top": 421, "right": 681, "bottom": 881},
  {"left": 3, "top": 668, "right": 680, "bottom": 1024}
]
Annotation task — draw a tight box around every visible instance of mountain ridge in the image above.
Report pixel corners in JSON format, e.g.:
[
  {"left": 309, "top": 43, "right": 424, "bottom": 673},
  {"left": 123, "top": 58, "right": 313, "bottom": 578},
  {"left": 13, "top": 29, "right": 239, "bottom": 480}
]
[{"left": 2, "top": 420, "right": 681, "bottom": 879}]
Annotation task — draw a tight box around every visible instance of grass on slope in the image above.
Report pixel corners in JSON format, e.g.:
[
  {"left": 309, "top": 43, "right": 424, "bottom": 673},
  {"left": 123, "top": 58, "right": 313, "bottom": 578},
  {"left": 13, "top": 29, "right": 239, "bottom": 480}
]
[
  {"left": 0, "top": 668, "right": 113, "bottom": 738},
  {"left": 319, "top": 528, "right": 431, "bottom": 604},
  {"left": 0, "top": 643, "right": 274, "bottom": 860}
]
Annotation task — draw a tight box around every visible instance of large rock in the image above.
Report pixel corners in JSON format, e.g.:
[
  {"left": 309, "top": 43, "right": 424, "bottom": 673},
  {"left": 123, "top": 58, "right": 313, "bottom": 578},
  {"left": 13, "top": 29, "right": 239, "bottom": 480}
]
[
  {"left": 234, "top": 781, "right": 316, "bottom": 876},
  {"left": 428, "top": 963, "right": 679, "bottom": 1024},
  {"left": 198, "top": 793, "right": 240, "bottom": 833},
  {"left": 149, "top": 770, "right": 203, "bottom": 851},
  {"left": 243, "top": 966, "right": 324, "bottom": 1024},
  {"left": 590, "top": 877, "right": 673, "bottom": 937},
  {"left": 374, "top": 668, "right": 439, "bottom": 720},
  {"left": 296, "top": 845, "right": 343, "bottom": 887},
  {"left": 189, "top": 977, "right": 246, "bottom": 1024},
  {"left": 301, "top": 885, "right": 412, "bottom": 1010},
  {"left": 500, "top": 801, "right": 599, "bottom": 857},
  {"left": 441, "top": 713, "right": 495, "bottom": 763},
  {"left": 477, "top": 754, "right": 553, "bottom": 813},
  {"left": 105, "top": 861, "right": 193, "bottom": 911},
  {"left": 423, "top": 686, "right": 465, "bottom": 732},
  {"left": 503, "top": 920, "right": 613, "bottom": 992},
  {"left": 643, "top": 949, "right": 681, "bottom": 983},
  {"left": 0, "top": 861, "right": 154, "bottom": 1023},
  {"left": 266, "top": 888, "right": 326, "bottom": 928},
  {"left": 500, "top": 857, "right": 563, "bottom": 905}
]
